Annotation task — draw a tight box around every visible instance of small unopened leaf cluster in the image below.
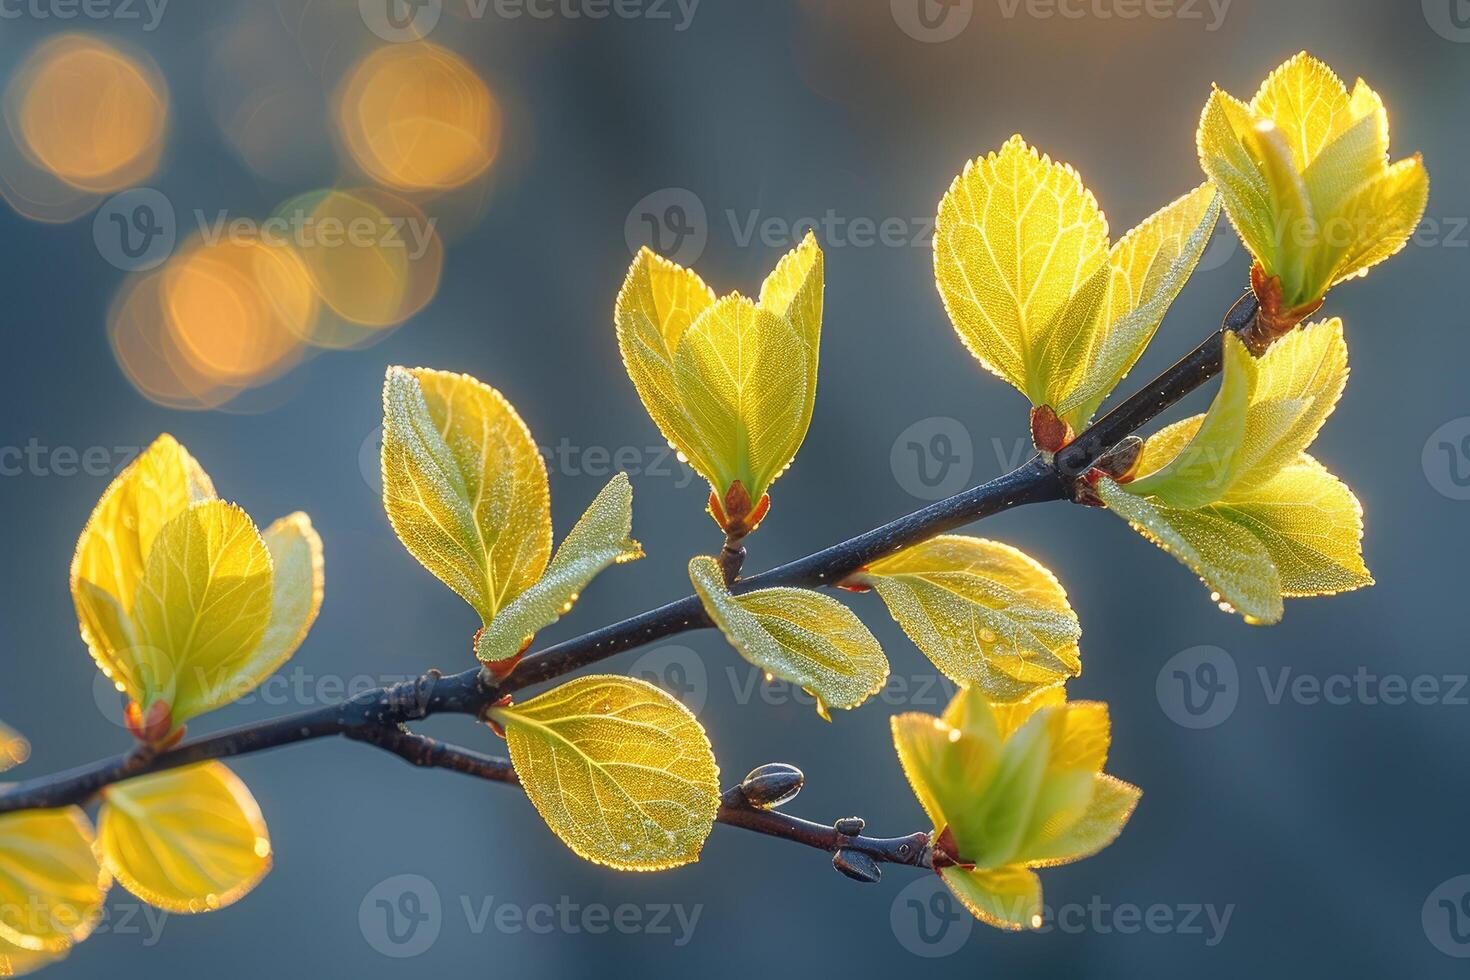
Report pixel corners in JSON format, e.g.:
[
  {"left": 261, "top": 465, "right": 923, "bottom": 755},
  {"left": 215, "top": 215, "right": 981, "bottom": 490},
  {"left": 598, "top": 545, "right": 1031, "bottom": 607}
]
[{"left": 0, "top": 51, "right": 1427, "bottom": 972}]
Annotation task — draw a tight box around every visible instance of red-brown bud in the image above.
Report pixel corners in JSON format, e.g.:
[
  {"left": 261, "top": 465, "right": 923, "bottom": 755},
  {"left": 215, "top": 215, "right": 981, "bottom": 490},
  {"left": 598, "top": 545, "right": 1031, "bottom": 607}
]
[
  {"left": 1030, "top": 405, "right": 1075, "bottom": 456},
  {"left": 125, "top": 699, "right": 177, "bottom": 747}
]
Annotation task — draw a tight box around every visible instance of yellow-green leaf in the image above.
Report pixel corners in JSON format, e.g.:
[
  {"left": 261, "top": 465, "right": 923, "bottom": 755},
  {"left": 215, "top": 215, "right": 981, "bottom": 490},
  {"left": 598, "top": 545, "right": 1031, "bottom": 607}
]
[
  {"left": 1020, "top": 774, "right": 1141, "bottom": 868},
  {"left": 893, "top": 687, "right": 1138, "bottom": 931},
  {"left": 491, "top": 676, "right": 720, "bottom": 871},
  {"left": 935, "top": 135, "right": 1110, "bottom": 407},
  {"left": 1123, "top": 332, "right": 1255, "bottom": 507},
  {"left": 936, "top": 137, "right": 1216, "bottom": 431},
  {"left": 0, "top": 724, "right": 28, "bottom": 774},
  {"left": 615, "top": 235, "right": 822, "bottom": 508},
  {"left": 856, "top": 536, "right": 1080, "bottom": 701},
  {"left": 614, "top": 250, "right": 721, "bottom": 488},
  {"left": 1105, "top": 387, "right": 1370, "bottom": 623},
  {"left": 1212, "top": 454, "right": 1371, "bottom": 597},
  {"left": 1313, "top": 154, "right": 1429, "bottom": 293},
  {"left": 247, "top": 514, "right": 325, "bottom": 687},
  {"left": 1198, "top": 87, "right": 1277, "bottom": 269},
  {"left": 476, "top": 474, "right": 644, "bottom": 662},
  {"left": 893, "top": 690, "right": 1111, "bottom": 863},
  {"left": 1097, "top": 477, "right": 1284, "bottom": 624},
  {"left": 382, "top": 366, "right": 553, "bottom": 633},
  {"left": 1055, "top": 184, "right": 1221, "bottom": 429},
  {"left": 940, "top": 865, "right": 1042, "bottom": 932},
  {"left": 1300, "top": 81, "right": 1389, "bottom": 225},
  {"left": 689, "top": 556, "right": 888, "bottom": 719},
  {"left": 69, "top": 437, "right": 322, "bottom": 731},
  {"left": 0, "top": 809, "right": 108, "bottom": 953},
  {"left": 1129, "top": 320, "right": 1348, "bottom": 508},
  {"left": 674, "top": 296, "right": 808, "bottom": 500},
  {"left": 1198, "top": 52, "right": 1429, "bottom": 308},
  {"left": 97, "top": 762, "right": 271, "bottom": 914},
  {"left": 130, "top": 501, "right": 274, "bottom": 725},
  {"left": 71, "top": 434, "right": 215, "bottom": 696}
]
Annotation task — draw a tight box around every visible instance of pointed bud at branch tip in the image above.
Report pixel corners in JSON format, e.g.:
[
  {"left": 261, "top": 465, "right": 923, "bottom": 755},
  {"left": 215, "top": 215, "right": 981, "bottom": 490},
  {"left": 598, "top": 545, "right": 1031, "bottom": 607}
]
[{"left": 738, "top": 763, "right": 804, "bottom": 809}]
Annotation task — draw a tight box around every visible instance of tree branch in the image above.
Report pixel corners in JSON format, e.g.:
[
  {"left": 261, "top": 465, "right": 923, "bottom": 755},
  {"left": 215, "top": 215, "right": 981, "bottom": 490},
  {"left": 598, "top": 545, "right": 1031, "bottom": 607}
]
[
  {"left": 0, "top": 292, "right": 1258, "bottom": 817},
  {"left": 359, "top": 728, "right": 932, "bottom": 874}
]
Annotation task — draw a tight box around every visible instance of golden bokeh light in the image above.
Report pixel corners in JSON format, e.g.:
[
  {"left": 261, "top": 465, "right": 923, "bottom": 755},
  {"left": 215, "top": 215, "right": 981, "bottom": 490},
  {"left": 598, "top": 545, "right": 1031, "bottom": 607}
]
[
  {"left": 161, "top": 236, "right": 316, "bottom": 385},
  {"left": 274, "top": 186, "right": 443, "bottom": 346},
  {"left": 335, "top": 43, "right": 501, "bottom": 193},
  {"left": 108, "top": 271, "right": 243, "bottom": 411},
  {"left": 10, "top": 34, "right": 168, "bottom": 194},
  {"left": 109, "top": 234, "right": 322, "bottom": 409}
]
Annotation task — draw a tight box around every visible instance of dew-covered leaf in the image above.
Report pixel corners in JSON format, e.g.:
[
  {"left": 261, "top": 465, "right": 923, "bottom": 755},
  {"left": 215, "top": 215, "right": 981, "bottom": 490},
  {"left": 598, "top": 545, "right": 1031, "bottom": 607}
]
[
  {"left": 940, "top": 865, "right": 1043, "bottom": 931},
  {"left": 97, "top": 762, "right": 271, "bottom": 914},
  {"left": 491, "top": 676, "right": 720, "bottom": 871},
  {"left": 1098, "top": 477, "right": 1284, "bottom": 624},
  {"left": 935, "top": 135, "right": 1110, "bottom": 408},
  {"left": 856, "top": 536, "right": 1080, "bottom": 701},
  {"left": 1128, "top": 320, "right": 1348, "bottom": 508},
  {"left": 476, "top": 474, "right": 643, "bottom": 662},
  {"left": 615, "top": 236, "right": 822, "bottom": 507},
  {"left": 1055, "top": 183, "right": 1221, "bottom": 429},
  {"left": 71, "top": 434, "right": 215, "bottom": 697},
  {"left": 381, "top": 366, "right": 552, "bottom": 633},
  {"left": 689, "top": 556, "right": 888, "bottom": 719},
  {"left": 130, "top": 501, "right": 274, "bottom": 726}
]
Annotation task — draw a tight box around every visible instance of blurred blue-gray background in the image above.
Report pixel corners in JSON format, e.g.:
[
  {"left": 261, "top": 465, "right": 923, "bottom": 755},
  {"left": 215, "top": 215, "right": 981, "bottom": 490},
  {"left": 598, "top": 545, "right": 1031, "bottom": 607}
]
[{"left": 2, "top": 0, "right": 1467, "bottom": 976}]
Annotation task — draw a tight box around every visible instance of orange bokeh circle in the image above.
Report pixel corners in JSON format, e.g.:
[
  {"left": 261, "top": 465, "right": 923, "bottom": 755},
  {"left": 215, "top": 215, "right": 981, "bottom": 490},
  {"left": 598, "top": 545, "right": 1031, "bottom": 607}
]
[
  {"left": 335, "top": 43, "right": 500, "bottom": 193},
  {"left": 11, "top": 35, "right": 168, "bottom": 193}
]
